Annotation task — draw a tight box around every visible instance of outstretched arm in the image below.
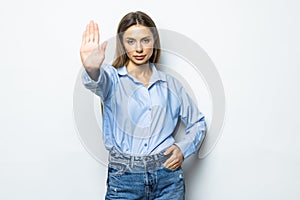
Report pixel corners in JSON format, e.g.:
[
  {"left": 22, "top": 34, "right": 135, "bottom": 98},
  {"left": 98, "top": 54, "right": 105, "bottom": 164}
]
[
  {"left": 80, "top": 20, "right": 116, "bottom": 101},
  {"left": 80, "top": 20, "right": 107, "bottom": 81}
]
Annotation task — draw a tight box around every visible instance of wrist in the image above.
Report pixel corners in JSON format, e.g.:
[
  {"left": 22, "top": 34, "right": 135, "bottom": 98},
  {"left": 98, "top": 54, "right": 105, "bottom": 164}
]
[{"left": 85, "top": 67, "right": 100, "bottom": 82}]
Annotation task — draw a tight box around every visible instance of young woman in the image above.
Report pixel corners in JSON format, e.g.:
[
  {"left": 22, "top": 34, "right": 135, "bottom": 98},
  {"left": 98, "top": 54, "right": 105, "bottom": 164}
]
[{"left": 80, "top": 11, "right": 206, "bottom": 200}]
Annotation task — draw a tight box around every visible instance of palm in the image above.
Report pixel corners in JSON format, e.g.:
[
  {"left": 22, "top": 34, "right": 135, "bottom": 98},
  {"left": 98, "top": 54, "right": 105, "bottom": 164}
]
[{"left": 80, "top": 20, "right": 107, "bottom": 70}]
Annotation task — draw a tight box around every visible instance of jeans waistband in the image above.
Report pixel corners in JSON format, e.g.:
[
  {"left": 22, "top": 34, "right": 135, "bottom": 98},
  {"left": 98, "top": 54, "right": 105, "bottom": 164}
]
[{"left": 108, "top": 147, "right": 171, "bottom": 172}]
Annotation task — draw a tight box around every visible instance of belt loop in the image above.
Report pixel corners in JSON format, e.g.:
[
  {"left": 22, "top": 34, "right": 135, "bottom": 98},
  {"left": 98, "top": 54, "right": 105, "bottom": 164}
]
[
  {"left": 130, "top": 156, "right": 134, "bottom": 168},
  {"left": 154, "top": 154, "right": 158, "bottom": 161},
  {"left": 153, "top": 154, "right": 158, "bottom": 167},
  {"left": 108, "top": 151, "right": 111, "bottom": 163}
]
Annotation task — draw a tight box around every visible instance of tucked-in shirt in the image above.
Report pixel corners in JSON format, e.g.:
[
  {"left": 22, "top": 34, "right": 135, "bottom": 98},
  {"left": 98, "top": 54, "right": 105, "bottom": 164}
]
[{"left": 81, "top": 63, "right": 206, "bottom": 158}]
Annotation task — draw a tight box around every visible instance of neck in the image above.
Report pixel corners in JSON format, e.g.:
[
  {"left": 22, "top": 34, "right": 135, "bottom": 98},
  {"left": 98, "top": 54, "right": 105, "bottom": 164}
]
[{"left": 127, "top": 62, "right": 152, "bottom": 77}]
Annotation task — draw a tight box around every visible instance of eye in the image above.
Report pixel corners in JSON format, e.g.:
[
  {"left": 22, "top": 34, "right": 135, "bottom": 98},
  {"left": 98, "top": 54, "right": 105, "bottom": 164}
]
[
  {"left": 142, "top": 38, "right": 150, "bottom": 44},
  {"left": 126, "top": 39, "right": 135, "bottom": 45}
]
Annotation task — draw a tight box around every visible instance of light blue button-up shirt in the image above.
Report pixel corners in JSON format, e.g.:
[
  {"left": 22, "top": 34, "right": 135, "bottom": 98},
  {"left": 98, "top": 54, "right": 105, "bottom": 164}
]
[{"left": 81, "top": 63, "right": 206, "bottom": 158}]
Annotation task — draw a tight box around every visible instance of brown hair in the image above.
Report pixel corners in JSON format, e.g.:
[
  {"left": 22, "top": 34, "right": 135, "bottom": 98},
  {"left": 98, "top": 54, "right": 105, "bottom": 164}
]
[{"left": 112, "top": 11, "right": 161, "bottom": 68}]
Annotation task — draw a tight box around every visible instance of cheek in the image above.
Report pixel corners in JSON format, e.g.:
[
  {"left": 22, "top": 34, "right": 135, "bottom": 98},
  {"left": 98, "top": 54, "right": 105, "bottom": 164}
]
[
  {"left": 145, "top": 42, "right": 154, "bottom": 53},
  {"left": 145, "top": 47, "right": 154, "bottom": 55},
  {"left": 123, "top": 45, "right": 134, "bottom": 55},
  {"left": 123, "top": 43, "right": 134, "bottom": 53},
  {"left": 125, "top": 50, "right": 135, "bottom": 57}
]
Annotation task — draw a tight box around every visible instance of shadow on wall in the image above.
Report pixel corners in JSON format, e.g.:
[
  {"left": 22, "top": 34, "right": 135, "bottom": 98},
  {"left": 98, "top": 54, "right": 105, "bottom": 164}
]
[{"left": 183, "top": 153, "right": 208, "bottom": 199}]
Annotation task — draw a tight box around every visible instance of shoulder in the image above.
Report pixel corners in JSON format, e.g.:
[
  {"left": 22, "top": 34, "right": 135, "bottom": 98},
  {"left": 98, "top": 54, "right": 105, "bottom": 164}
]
[
  {"left": 154, "top": 65, "right": 185, "bottom": 99},
  {"left": 101, "top": 63, "right": 118, "bottom": 74},
  {"left": 155, "top": 66, "right": 184, "bottom": 89},
  {"left": 100, "top": 63, "right": 120, "bottom": 85},
  {"left": 102, "top": 63, "right": 119, "bottom": 79}
]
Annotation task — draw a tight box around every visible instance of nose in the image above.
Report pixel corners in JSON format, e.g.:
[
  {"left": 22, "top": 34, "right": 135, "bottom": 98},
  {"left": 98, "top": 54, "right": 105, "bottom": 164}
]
[{"left": 135, "top": 42, "right": 143, "bottom": 53}]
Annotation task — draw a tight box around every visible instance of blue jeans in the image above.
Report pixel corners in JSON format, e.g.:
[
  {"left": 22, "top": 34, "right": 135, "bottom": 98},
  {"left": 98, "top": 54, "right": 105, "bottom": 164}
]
[{"left": 105, "top": 147, "right": 185, "bottom": 200}]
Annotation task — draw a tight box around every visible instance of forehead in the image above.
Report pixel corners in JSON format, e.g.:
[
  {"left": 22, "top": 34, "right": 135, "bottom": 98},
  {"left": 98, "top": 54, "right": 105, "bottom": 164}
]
[{"left": 123, "top": 25, "right": 153, "bottom": 38}]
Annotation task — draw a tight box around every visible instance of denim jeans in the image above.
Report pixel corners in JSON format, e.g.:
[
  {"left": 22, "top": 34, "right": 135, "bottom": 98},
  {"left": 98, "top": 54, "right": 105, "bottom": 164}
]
[{"left": 105, "top": 147, "right": 185, "bottom": 200}]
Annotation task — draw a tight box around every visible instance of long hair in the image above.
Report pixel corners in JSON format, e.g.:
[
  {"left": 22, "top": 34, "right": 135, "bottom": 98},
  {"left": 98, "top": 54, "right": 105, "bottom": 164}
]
[{"left": 112, "top": 11, "right": 161, "bottom": 68}]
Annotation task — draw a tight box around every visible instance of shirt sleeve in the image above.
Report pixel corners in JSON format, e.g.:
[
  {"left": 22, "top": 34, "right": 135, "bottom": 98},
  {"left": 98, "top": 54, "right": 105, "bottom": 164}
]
[
  {"left": 81, "top": 63, "right": 117, "bottom": 101},
  {"left": 174, "top": 84, "right": 207, "bottom": 159}
]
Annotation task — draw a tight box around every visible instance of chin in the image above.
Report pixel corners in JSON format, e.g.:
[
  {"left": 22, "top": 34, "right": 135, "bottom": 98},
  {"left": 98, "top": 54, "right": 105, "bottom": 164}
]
[{"left": 132, "top": 59, "right": 149, "bottom": 66}]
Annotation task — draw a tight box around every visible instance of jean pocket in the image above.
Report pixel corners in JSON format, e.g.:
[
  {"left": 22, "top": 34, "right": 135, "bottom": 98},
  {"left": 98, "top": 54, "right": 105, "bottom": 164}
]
[
  {"left": 162, "top": 165, "right": 180, "bottom": 172},
  {"left": 108, "top": 163, "right": 127, "bottom": 176}
]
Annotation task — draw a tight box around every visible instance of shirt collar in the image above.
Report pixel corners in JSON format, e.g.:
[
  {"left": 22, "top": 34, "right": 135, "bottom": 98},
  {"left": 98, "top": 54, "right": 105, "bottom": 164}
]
[
  {"left": 117, "top": 65, "right": 128, "bottom": 76},
  {"left": 117, "top": 63, "right": 167, "bottom": 82}
]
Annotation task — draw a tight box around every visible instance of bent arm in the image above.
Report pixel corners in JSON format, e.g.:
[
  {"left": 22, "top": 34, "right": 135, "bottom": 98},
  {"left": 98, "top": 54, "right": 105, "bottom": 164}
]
[{"left": 174, "top": 87, "right": 207, "bottom": 159}]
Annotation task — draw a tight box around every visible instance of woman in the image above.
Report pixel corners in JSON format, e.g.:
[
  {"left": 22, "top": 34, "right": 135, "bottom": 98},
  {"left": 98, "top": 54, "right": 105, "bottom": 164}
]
[{"left": 80, "top": 11, "right": 206, "bottom": 200}]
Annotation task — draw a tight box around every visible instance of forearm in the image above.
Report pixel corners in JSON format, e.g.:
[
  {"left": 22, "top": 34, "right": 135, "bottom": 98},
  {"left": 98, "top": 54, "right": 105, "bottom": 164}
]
[
  {"left": 85, "top": 67, "right": 100, "bottom": 82},
  {"left": 175, "top": 115, "right": 207, "bottom": 158},
  {"left": 81, "top": 63, "right": 116, "bottom": 101}
]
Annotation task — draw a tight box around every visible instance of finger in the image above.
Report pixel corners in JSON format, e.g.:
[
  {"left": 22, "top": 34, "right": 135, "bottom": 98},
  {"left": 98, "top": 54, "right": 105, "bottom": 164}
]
[
  {"left": 85, "top": 24, "right": 90, "bottom": 43},
  {"left": 89, "top": 20, "right": 94, "bottom": 42},
  {"left": 168, "top": 156, "right": 183, "bottom": 168},
  {"left": 170, "top": 163, "right": 180, "bottom": 170},
  {"left": 97, "top": 41, "right": 108, "bottom": 60},
  {"left": 81, "top": 30, "right": 86, "bottom": 46},
  {"left": 164, "top": 145, "right": 176, "bottom": 155},
  {"left": 164, "top": 158, "right": 179, "bottom": 169},
  {"left": 164, "top": 157, "right": 172, "bottom": 167},
  {"left": 164, "top": 155, "right": 176, "bottom": 168},
  {"left": 167, "top": 162, "right": 178, "bottom": 170},
  {"left": 100, "top": 41, "right": 108, "bottom": 52},
  {"left": 94, "top": 22, "right": 99, "bottom": 44}
]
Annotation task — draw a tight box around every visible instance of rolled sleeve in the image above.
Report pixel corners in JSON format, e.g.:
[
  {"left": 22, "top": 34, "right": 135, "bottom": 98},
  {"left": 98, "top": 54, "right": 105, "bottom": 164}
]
[
  {"left": 175, "top": 87, "right": 207, "bottom": 158},
  {"left": 81, "top": 68, "right": 103, "bottom": 86},
  {"left": 175, "top": 115, "right": 206, "bottom": 158},
  {"left": 81, "top": 64, "right": 117, "bottom": 101}
]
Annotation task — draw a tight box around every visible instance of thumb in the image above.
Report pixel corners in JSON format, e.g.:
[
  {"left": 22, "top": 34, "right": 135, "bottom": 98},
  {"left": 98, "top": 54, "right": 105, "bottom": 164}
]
[
  {"left": 164, "top": 145, "right": 176, "bottom": 155},
  {"left": 100, "top": 41, "right": 108, "bottom": 52}
]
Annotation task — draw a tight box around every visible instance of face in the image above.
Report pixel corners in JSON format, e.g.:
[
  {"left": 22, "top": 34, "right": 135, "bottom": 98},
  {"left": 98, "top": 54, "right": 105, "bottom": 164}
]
[{"left": 122, "top": 25, "right": 154, "bottom": 67}]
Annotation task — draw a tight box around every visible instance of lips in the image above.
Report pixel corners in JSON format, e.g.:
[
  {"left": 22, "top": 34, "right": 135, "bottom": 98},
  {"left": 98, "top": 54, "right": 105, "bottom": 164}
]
[{"left": 133, "top": 55, "right": 146, "bottom": 60}]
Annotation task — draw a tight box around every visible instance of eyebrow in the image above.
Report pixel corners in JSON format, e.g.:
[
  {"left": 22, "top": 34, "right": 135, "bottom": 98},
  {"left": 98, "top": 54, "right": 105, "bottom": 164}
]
[{"left": 125, "top": 36, "right": 151, "bottom": 40}]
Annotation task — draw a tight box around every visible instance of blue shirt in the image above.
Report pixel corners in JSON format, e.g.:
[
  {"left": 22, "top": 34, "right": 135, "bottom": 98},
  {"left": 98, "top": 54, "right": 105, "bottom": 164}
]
[{"left": 81, "top": 63, "right": 206, "bottom": 158}]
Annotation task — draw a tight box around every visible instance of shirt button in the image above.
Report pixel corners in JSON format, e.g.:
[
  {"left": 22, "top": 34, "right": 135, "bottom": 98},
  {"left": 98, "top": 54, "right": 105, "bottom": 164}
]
[
  {"left": 144, "top": 143, "right": 147, "bottom": 147},
  {"left": 148, "top": 108, "right": 152, "bottom": 111}
]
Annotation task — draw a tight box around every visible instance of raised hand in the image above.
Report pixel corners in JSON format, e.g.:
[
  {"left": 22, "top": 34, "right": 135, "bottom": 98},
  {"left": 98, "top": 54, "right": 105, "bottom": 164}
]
[{"left": 80, "top": 20, "right": 107, "bottom": 71}]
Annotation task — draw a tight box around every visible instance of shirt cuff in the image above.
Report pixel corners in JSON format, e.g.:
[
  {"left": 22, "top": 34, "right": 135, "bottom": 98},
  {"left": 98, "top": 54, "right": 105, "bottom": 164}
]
[
  {"left": 174, "top": 140, "right": 196, "bottom": 159},
  {"left": 174, "top": 128, "right": 206, "bottom": 159},
  {"left": 81, "top": 67, "right": 103, "bottom": 86}
]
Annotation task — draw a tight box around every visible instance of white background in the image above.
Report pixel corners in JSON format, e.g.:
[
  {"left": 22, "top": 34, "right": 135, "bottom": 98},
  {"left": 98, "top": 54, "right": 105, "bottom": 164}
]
[{"left": 1, "top": 0, "right": 300, "bottom": 199}]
